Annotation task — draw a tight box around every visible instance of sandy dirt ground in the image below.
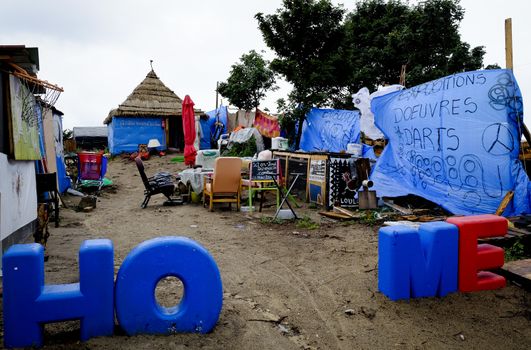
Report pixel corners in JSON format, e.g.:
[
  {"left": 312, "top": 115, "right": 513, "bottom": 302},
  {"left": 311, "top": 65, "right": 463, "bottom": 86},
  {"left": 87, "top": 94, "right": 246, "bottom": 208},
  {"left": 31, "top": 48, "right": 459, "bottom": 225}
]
[{"left": 2, "top": 155, "right": 530, "bottom": 349}]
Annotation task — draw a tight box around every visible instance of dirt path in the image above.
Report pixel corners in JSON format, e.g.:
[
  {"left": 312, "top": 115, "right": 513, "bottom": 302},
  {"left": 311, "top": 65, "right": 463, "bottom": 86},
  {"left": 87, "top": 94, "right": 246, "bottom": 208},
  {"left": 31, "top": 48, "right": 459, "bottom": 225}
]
[{"left": 3, "top": 156, "right": 530, "bottom": 349}]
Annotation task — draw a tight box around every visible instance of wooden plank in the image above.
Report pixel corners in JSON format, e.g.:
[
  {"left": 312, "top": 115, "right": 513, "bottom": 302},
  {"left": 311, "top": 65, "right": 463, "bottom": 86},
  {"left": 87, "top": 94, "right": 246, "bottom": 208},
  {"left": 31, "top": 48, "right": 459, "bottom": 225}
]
[
  {"left": 383, "top": 200, "right": 413, "bottom": 215},
  {"left": 333, "top": 206, "right": 357, "bottom": 218},
  {"left": 499, "top": 259, "right": 531, "bottom": 290},
  {"left": 495, "top": 191, "right": 514, "bottom": 215},
  {"left": 319, "top": 211, "right": 351, "bottom": 220}
]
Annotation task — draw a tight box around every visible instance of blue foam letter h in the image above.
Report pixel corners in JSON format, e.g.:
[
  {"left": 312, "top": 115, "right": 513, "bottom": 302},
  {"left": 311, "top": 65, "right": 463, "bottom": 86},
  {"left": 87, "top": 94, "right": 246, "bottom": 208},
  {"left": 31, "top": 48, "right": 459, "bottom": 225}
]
[
  {"left": 2, "top": 239, "right": 114, "bottom": 348},
  {"left": 378, "top": 221, "right": 458, "bottom": 300}
]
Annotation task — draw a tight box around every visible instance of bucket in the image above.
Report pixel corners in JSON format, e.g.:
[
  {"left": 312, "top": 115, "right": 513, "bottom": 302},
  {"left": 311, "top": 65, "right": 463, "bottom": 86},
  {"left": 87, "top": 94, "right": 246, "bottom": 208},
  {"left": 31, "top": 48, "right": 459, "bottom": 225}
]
[
  {"left": 347, "top": 143, "right": 362, "bottom": 157},
  {"left": 272, "top": 137, "right": 289, "bottom": 150}
]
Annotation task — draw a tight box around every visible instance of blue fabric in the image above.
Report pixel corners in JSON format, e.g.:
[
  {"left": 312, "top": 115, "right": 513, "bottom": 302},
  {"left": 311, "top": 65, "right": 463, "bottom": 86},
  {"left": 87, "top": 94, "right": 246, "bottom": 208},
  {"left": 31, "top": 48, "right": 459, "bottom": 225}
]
[
  {"left": 108, "top": 117, "right": 166, "bottom": 155},
  {"left": 371, "top": 69, "right": 530, "bottom": 216},
  {"left": 300, "top": 108, "right": 361, "bottom": 152},
  {"left": 200, "top": 106, "right": 228, "bottom": 150}
]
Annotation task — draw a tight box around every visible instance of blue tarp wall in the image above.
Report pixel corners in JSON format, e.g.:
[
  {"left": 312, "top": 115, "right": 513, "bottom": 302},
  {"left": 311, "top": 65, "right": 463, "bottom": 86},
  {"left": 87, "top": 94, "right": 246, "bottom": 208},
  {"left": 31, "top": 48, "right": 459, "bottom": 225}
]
[
  {"left": 200, "top": 106, "right": 228, "bottom": 150},
  {"left": 108, "top": 117, "right": 166, "bottom": 155},
  {"left": 300, "top": 108, "right": 361, "bottom": 153},
  {"left": 371, "top": 69, "right": 531, "bottom": 216}
]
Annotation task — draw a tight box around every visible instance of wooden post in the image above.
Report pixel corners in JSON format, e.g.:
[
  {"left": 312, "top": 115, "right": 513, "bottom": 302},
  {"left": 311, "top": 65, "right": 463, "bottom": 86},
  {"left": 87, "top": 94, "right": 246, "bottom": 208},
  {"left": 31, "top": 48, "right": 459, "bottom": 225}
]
[
  {"left": 505, "top": 18, "right": 513, "bottom": 70},
  {"left": 506, "top": 18, "right": 531, "bottom": 146},
  {"left": 215, "top": 81, "right": 219, "bottom": 109}
]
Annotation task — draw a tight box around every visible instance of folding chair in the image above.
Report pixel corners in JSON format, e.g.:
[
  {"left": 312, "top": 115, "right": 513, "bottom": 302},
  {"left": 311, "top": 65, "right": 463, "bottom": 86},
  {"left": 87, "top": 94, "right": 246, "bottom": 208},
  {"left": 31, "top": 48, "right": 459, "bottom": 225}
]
[{"left": 135, "top": 157, "right": 178, "bottom": 208}]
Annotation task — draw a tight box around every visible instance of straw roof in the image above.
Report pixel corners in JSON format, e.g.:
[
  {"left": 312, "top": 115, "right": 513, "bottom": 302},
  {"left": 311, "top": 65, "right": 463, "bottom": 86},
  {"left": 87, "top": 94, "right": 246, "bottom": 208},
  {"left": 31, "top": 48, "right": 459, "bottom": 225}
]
[{"left": 103, "top": 70, "right": 202, "bottom": 124}]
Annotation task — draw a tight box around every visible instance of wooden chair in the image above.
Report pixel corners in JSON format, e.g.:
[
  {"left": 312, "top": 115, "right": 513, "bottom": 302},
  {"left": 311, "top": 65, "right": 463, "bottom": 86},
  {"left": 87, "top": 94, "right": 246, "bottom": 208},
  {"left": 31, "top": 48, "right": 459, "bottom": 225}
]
[
  {"left": 203, "top": 157, "right": 242, "bottom": 212},
  {"left": 36, "top": 172, "right": 60, "bottom": 227}
]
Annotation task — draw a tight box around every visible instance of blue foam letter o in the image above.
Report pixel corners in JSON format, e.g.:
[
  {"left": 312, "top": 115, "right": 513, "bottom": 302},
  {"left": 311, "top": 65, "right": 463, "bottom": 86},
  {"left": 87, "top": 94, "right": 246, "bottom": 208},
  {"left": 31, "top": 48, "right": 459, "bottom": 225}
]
[{"left": 115, "top": 237, "right": 223, "bottom": 335}]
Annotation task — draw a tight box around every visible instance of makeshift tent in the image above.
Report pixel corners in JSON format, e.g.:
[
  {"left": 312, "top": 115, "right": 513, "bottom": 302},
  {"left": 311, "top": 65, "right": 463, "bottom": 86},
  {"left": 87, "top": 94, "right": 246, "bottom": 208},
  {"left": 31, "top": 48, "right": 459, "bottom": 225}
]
[
  {"left": 104, "top": 69, "right": 202, "bottom": 155},
  {"left": 200, "top": 105, "right": 228, "bottom": 150},
  {"left": 299, "top": 108, "right": 361, "bottom": 153},
  {"left": 371, "top": 69, "right": 531, "bottom": 216},
  {"left": 52, "top": 108, "right": 71, "bottom": 193},
  {"left": 73, "top": 126, "right": 108, "bottom": 150}
]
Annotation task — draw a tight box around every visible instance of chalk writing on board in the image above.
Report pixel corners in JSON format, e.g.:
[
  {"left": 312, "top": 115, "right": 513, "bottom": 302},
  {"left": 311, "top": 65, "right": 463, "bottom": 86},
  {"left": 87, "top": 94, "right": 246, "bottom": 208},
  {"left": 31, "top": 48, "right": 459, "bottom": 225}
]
[{"left": 250, "top": 160, "right": 279, "bottom": 181}]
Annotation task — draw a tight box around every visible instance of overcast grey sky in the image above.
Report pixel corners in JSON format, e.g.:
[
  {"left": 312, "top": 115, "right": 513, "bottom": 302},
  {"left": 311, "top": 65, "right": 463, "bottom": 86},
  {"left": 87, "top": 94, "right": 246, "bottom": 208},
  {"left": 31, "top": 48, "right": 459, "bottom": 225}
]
[{"left": 1, "top": 0, "right": 530, "bottom": 130}]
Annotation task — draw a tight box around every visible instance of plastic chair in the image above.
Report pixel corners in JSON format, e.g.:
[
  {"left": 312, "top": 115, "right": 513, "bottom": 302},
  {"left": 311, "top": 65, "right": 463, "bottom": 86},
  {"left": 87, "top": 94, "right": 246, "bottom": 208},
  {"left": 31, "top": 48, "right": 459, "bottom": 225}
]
[
  {"left": 36, "top": 172, "right": 60, "bottom": 227},
  {"left": 77, "top": 152, "right": 104, "bottom": 190},
  {"left": 241, "top": 159, "right": 280, "bottom": 212},
  {"left": 135, "top": 158, "right": 177, "bottom": 208},
  {"left": 203, "top": 157, "right": 242, "bottom": 212}
]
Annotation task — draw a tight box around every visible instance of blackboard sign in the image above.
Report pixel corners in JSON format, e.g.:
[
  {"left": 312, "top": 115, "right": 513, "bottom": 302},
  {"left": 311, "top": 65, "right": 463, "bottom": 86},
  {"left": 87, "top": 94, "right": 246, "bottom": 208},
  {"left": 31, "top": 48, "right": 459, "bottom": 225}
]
[{"left": 250, "top": 159, "right": 280, "bottom": 181}]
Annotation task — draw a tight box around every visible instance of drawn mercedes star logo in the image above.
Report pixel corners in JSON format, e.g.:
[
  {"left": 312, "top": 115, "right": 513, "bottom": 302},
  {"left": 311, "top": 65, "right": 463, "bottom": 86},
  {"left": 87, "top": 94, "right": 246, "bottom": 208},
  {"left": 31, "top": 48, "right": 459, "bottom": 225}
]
[{"left": 482, "top": 123, "right": 514, "bottom": 156}]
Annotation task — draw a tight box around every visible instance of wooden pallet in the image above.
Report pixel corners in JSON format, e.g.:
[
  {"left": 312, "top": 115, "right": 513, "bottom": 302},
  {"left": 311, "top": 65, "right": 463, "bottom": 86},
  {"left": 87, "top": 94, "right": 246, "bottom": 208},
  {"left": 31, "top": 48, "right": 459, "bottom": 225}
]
[{"left": 498, "top": 259, "right": 531, "bottom": 290}]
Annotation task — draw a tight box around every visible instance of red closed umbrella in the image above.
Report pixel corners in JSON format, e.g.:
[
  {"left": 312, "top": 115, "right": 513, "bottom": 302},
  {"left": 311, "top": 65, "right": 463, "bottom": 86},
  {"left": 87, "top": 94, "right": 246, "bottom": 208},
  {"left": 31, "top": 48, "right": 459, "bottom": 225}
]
[{"left": 182, "top": 95, "right": 197, "bottom": 166}]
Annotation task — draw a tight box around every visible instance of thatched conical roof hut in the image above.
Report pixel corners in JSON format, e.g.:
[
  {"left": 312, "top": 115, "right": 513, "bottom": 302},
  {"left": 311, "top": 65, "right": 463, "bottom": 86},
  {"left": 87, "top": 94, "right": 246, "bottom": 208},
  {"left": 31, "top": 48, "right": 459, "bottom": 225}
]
[
  {"left": 104, "top": 70, "right": 201, "bottom": 124},
  {"left": 104, "top": 69, "right": 203, "bottom": 155}
]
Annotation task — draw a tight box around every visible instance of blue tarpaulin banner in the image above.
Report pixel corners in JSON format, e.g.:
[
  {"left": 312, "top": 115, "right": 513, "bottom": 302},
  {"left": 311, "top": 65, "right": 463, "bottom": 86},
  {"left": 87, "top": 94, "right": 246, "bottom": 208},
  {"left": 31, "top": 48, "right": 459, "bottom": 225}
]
[
  {"left": 200, "top": 106, "right": 228, "bottom": 150},
  {"left": 300, "top": 108, "right": 361, "bottom": 152},
  {"left": 370, "top": 69, "right": 530, "bottom": 216}
]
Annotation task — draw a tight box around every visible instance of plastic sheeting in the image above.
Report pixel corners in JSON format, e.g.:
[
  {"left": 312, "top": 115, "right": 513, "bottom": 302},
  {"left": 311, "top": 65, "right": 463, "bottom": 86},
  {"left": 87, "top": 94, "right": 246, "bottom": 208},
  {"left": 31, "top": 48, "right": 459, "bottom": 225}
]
[
  {"left": 299, "top": 108, "right": 361, "bottom": 152},
  {"left": 108, "top": 117, "right": 166, "bottom": 155},
  {"left": 370, "top": 69, "right": 530, "bottom": 216},
  {"left": 53, "top": 112, "right": 71, "bottom": 193},
  {"left": 200, "top": 106, "right": 228, "bottom": 150},
  {"left": 229, "top": 127, "right": 265, "bottom": 153},
  {"left": 352, "top": 85, "right": 403, "bottom": 140}
]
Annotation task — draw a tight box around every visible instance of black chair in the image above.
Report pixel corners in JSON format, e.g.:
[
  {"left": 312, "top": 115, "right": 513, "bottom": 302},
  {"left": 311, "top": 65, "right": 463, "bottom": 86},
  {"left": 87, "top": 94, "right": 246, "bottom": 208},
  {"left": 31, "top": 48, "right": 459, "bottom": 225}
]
[
  {"left": 135, "top": 157, "right": 177, "bottom": 208},
  {"left": 36, "top": 172, "right": 60, "bottom": 227}
]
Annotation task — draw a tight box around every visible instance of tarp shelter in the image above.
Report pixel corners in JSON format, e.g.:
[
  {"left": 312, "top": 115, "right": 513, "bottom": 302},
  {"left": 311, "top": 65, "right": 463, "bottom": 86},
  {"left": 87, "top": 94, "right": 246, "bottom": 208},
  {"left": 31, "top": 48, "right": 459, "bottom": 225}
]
[
  {"left": 73, "top": 126, "right": 108, "bottom": 151},
  {"left": 371, "top": 69, "right": 531, "bottom": 216},
  {"left": 104, "top": 69, "right": 202, "bottom": 155},
  {"left": 200, "top": 105, "right": 228, "bottom": 150},
  {"left": 37, "top": 105, "right": 70, "bottom": 193},
  {"left": 299, "top": 108, "right": 361, "bottom": 153}
]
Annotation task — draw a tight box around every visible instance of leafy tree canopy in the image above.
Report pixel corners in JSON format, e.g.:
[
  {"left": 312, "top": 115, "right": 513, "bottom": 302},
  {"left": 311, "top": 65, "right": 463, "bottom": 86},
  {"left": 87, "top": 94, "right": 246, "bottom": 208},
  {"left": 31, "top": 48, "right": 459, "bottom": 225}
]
[
  {"left": 257, "top": 0, "right": 488, "bottom": 110},
  {"left": 256, "top": 0, "right": 348, "bottom": 108},
  {"left": 217, "top": 50, "right": 277, "bottom": 110},
  {"left": 345, "top": 0, "right": 485, "bottom": 99}
]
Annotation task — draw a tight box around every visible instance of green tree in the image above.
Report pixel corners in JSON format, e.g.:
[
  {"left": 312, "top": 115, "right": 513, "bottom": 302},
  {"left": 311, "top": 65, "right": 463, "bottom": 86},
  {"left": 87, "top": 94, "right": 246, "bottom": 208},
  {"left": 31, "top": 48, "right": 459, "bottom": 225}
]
[
  {"left": 217, "top": 50, "right": 277, "bottom": 110},
  {"left": 256, "top": 0, "right": 348, "bottom": 147},
  {"left": 345, "top": 0, "right": 486, "bottom": 95}
]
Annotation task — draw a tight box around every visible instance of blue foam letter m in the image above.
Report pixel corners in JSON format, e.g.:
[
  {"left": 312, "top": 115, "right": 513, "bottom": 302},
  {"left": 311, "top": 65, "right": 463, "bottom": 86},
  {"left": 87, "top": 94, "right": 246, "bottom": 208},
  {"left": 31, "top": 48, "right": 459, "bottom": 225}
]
[
  {"left": 378, "top": 222, "right": 458, "bottom": 300},
  {"left": 2, "top": 239, "right": 114, "bottom": 348}
]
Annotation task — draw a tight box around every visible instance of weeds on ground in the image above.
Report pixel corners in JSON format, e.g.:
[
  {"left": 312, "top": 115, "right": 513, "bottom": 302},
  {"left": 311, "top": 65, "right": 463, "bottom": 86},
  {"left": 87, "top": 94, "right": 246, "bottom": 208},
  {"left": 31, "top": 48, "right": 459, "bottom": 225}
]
[
  {"left": 505, "top": 239, "right": 527, "bottom": 262},
  {"left": 260, "top": 216, "right": 283, "bottom": 225},
  {"left": 296, "top": 216, "right": 320, "bottom": 230},
  {"left": 359, "top": 210, "right": 380, "bottom": 226}
]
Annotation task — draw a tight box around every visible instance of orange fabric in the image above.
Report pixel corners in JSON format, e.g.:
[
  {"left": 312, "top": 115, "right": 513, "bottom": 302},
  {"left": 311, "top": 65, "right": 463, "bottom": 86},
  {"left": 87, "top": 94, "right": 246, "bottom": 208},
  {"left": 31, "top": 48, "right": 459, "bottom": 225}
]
[{"left": 254, "top": 109, "right": 280, "bottom": 138}]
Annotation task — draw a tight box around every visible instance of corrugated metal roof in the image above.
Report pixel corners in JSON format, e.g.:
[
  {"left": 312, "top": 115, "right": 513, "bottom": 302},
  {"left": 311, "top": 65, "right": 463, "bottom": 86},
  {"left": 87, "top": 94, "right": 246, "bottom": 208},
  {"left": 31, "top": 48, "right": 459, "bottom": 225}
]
[{"left": 73, "top": 126, "right": 108, "bottom": 138}]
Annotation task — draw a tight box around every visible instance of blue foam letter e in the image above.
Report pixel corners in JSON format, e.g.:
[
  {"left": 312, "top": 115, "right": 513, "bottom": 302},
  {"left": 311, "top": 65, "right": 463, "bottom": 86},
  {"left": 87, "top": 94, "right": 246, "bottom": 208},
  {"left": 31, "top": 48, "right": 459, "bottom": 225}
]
[
  {"left": 378, "top": 221, "right": 458, "bottom": 300},
  {"left": 2, "top": 239, "right": 114, "bottom": 348}
]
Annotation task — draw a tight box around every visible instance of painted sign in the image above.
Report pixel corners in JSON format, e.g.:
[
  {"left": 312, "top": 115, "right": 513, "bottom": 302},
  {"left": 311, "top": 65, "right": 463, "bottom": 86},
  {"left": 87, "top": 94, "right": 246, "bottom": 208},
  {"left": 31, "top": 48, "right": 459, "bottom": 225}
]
[
  {"left": 371, "top": 69, "right": 531, "bottom": 215},
  {"left": 9, "top": 75, "right": 41, "bottom": 160}
]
